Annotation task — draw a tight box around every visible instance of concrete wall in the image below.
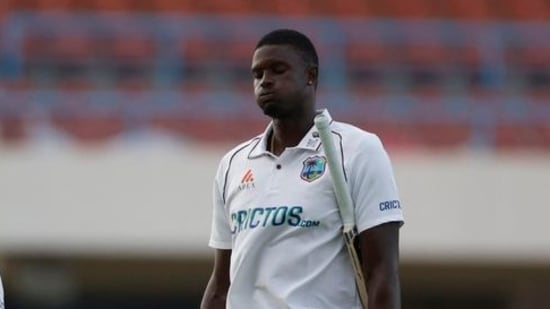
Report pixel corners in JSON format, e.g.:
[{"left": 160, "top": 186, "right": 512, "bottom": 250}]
[{"left": 1, "top": 141, "right": 549, "bottom": 264}]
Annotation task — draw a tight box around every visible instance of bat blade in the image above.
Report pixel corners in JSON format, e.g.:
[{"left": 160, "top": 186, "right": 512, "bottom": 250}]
[{"left": 314, "top": 112, "right": 369, "bottom": 308}]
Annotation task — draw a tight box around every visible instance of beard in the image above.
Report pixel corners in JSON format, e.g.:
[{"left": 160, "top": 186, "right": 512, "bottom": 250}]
[
  {"left": 260, "top": 100, "right": 285, "bottom": 118},
  {"left": 258, "top": 95, "right": 304, "bottom": 119}
]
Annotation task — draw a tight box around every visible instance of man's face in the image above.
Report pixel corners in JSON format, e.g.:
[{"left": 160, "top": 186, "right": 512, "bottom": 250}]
[{"left": 251, "top": 45, "right": 311, "bottom": 119}]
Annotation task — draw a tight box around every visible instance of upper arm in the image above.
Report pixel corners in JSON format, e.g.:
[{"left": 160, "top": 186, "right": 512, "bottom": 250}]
[
  {"left": 359, "top": 222, "right": 401, "bottom": 309},
  {"left": 359, "top": 221, "right": 400, "bottom": 278},
  {"left": 348, "top": 133, "right": 403, "bottom": 307}
]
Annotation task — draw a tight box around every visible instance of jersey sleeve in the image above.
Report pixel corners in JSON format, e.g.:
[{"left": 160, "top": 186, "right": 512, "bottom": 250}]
[
  {"left": 208, "top": 160, "right": 233, "bottom": 249},
  {"left": 349, "top": 133, "right": 404, "bottom": 233}
]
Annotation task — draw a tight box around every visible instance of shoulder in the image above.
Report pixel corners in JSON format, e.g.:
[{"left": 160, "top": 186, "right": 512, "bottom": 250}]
[
  {"left": 330, "top": 121, "right": 385, "bottom": 154},
  {"left": 217, "top": 135, "right": 262, "bottom": 169}
]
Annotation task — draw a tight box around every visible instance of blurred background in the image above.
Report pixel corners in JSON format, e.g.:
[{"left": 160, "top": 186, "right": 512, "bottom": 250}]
[{"left": 0, "top": 0, "right": 549, "bottom": 308}]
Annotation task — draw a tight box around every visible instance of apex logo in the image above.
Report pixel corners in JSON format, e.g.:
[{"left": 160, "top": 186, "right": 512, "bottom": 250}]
[{"left": 239, "top": 169, "right": 255, "bottom": 190}]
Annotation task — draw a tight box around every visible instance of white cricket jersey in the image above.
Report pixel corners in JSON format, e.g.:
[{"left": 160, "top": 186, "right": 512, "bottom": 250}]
[{"left": 209, "top": 109, "right": 404, "bottom": 309}]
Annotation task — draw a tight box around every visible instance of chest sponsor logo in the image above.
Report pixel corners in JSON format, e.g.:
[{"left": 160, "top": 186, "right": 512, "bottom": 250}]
[
  {"left": 230, "top": 206, "right": 320, "bottom": 234},
  {"left": 301, "top": 155, "right": 327, "bottom": 182}
]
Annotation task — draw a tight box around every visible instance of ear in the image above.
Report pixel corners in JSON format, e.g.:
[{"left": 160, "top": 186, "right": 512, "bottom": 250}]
[{"left": 307, "top": 66, "right": 318, "bottom": 86}]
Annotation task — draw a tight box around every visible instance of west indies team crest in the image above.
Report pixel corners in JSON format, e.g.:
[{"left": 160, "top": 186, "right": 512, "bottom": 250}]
[{"left": 301, "top": 155, "right": 327, "bottom": 182}]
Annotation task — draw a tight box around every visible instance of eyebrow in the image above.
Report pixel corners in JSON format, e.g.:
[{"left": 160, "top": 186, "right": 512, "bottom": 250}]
[{"left": 251, "top": 59, "right": 288, "bottom": 71}]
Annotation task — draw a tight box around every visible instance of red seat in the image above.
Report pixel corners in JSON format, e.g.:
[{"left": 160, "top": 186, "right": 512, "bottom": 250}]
[
  {"left": 179, "top": 39, "right": 216, "bottom": 92},
  {"left": 355, "top": 121, "right": 472, "bottom": 149},
  {"left": 90, "top": 0, "right": 133, "bottom": 12},
  {"left": 346, "top": 42, "right": 391, "bottom": 95},
  {"left": 149, "top": 116, "right": 266, "bottom": 142},
  {"left": 34, "top": 0, "right": 73, "bottom": 11},
  {"left": 52, "top": 115, "right": 125, "bottom": 143},
  {"left": 8, "top": 0, "right": 38, "bottom": 10},
  {"left": 271, "top": 0, "right": 314, "bottom": 16},
  {"left": 109, "top": 36, "right": 156, "bottom": 64},
  {"left": 502, "top": 0, "right": 549, "bottom": 21},
  {"left": 383, "top": 0, "right": 435, "bottom": 18},
  {"left": 23, "top": 36, "right": 51, "bottom": 58},
  {"left": 0, "top": 0, "right": 9, "bottom": 21},
  {"left": 50, "top": 36, "right": 96, "bottom": 60},
  {"left": 445, "top": 0, "right": 495, "bottom": 20},
  {"left": 207, "top": 0, "right": 253, "bottom": 14},
  {"left": 151, "top": 0, "right": 196, "bottom": 13},
  {"left": 181, "top": 39, "right": 214, "bottom": 62},
  {"left": 0, "top": 117, "right": 27, "bottom": 143},
  {"left": 0, "top": 79, "right": 35, "bottom": 91},
  {"left": 327, "top": 0, "right": 371, "bottom": 17},
  {"left": 495, "top": 123, "right": 550, "bottom": 149},
  {"left": 56, "top": 80, "right": 94, "bottom": 92},
  {"left": 515, "top": 47, "right": 550, "bottom": 67}
]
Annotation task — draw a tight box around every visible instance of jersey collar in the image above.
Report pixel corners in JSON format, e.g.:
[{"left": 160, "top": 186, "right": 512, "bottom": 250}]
[{"left": 248, "top": 109, "right": 333, "bottom": 159}]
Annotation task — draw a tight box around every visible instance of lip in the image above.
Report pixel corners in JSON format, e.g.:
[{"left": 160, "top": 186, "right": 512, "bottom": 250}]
[{"left": 258, "top": 92, "right": 276, "bottom": 102}]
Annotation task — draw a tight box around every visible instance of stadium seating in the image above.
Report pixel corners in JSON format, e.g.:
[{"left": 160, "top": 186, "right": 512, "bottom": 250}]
[
  {"left": 5, "top": 0, "right": 549, "bottom": 19},
  {"left": 503, "top": 0, "right": 549, "bottom": 20},
  {"left": 1, "top": 1, "right": 549, "bottom": 148}
]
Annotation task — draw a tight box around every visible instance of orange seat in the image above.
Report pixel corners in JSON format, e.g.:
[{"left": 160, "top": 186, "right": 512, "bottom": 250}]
[
  {"left": 181, "top": 39, "right": 214, "bottom": 62},
  {"left": 50, "top": 36, "right": 96, "bottom": 60},
  {"left": 23, "top": 36, "right": 51, "bottom": 59},
  {"left": 495, "top": 123, "right": 550, "bottom": 149},
  {"left": 325, "top": 0, "right": 371, "bottom": 17},
  {"left": 383, "top": 0, "right": 434, "bottom": 18},
  {"left": 7, "top": 0, "right": 38, "bottom": 10},
  {"left": 34, "top": 0, "right": 73, "bottom": 11},
  {"left": 90, "top": 0, "right": 133, "bottom": 12},
  {"left": 271, "top": 0, "right": 314, "bottom": 16},
  {"left": 151, "top": 0, "right": 196, "bottom": 13},
  {"left": 0, "top": 79, "right": 35, "bottom": 91},
  {"left": 517, "top": 47, "right": 550, "bottom": 67},
  {"left": 0, "top": 117, "right": 27, "bottom": 143},
  {"left": 56, "top": 80, "right": 94, "bottom": 92},
  {"left": 347, "top": 41, "right": 391, "bottom": 64},
  {"left": 502, "top": 0, "right": 549, "bottom": 21},
  {"left": 405, "top": 44, "right": 451, "bottom": 66},
  {"left": 445, "top": 0, "right": 496, "bottom": 20},
  {"left": 506, "top": 44, "right": 550, "bottom": 100},
  {"left": 397, "top": 26, "right": 452, "bottom": 95},
  {"left": 1, "top": 0, "right": 9, "bottom": 20},
  {"left": 354, "top": 121, "right": 472, "bottom": 149},
  {"left": 110, "top": 37, "right": 156, "bottom": 62},
  {"left": 150, "top": 116, "right": 266, "bottom": 142},
  {"left": 52, "top": 115, "right": 125, "bottom": 143},
  {"left": 363, "top": 0, "right": 388, "bottom": 18},
  {"left": 226, "top": 40, "right": 256, "bottom": 91},
  {"left": 346, "top": 42, "right": 392, "bottom": 95},
  {"left": 398, "top": 25, "right": 450, "bottom": 65},
  {"left": 208, "top": 0, "right": 253, "bottom": 14}
]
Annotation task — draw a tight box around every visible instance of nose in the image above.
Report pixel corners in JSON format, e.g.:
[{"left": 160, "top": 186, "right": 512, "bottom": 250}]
[{"left": 259, "top": 72, "right": 274, "bottom": 89}]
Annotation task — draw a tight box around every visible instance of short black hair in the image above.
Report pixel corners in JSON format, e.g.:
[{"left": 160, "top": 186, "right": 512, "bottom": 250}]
[{"left": 255, "top": 29, "right": 319, "bottom": 69}]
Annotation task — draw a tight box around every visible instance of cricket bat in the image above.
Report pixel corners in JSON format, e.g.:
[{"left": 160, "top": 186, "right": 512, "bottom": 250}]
[{"left": 314, "top": 112, "right": 369, "bottom": 308}]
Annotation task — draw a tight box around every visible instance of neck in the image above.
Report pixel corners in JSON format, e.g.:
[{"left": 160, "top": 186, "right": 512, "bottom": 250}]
[{"left": 270, "top": 109, "right": 315, "bottom": 155}]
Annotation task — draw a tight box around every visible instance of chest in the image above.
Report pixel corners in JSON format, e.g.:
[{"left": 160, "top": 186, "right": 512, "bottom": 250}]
[{"left": 224, "top": 151, "right": 342, "bottom": 230}]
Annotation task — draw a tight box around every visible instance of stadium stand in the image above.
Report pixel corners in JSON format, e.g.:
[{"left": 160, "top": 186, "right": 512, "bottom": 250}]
[{"left": 0, "top": 0, "right": 549, "bottom": 148}]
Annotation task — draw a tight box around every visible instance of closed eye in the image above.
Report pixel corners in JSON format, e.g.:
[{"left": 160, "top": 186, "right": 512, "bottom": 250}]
[
  {"left": 251, "top": 69, "right": 262, "bottom": 80},
  {"left": 272, "top": 63, "right": 288, "bottom": 74}
]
